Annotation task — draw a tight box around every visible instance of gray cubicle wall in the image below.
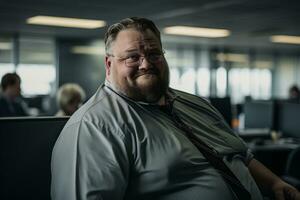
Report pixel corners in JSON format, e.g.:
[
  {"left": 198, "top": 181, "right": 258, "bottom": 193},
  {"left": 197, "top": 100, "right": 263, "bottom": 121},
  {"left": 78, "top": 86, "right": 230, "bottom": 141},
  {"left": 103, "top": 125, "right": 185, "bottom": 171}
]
[
  {"left": 277, "top": 102, "right": 300, "bottom": 138},
  {"left": 0, "top": 117, "right": 68, "bottom": 200}
]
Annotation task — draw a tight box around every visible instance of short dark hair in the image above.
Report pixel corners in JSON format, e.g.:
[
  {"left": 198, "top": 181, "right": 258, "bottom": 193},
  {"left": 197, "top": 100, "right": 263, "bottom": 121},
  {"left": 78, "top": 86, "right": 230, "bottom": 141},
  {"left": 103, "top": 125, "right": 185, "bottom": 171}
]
[
  {"left": 104, "top": 17, "right": 162, "bottom": 54},
  {"left": 289, "top": 84, "right": 300, "bottom": 95},
  {"left": 1, "top": 73, "right": 21, "bottom": 91}
]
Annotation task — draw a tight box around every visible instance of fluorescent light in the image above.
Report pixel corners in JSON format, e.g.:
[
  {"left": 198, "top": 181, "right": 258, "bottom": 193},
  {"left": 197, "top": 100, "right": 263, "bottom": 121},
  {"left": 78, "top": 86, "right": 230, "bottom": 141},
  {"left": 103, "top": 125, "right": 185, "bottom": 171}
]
[
  {"left": 27, "top": 16, "right": 106, "bottom": 29},
  {"left": 71, "top": 46, "right": 105, "bottom": 55},
  {"left": 0, "top": 42, "right": 12, "bottom": 50},
  {"left": 216, "top": 53, "right": 248, "bottom": 63},
  {"left": 254, "top": 61, "right": 272, "bottom": 68},
  {"left": 271, "top": 35, "right": 300, "bottom": 45},
  {"left": 164, "top": 26, "right": 230, "bottom": 38}
]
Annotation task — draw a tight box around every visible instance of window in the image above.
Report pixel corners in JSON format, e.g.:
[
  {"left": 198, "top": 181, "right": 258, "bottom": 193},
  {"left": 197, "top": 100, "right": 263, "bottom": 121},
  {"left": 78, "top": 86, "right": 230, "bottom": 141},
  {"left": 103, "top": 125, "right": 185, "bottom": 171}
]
[
  {"left": 0, "top": 36, "right": 14, "bottom": 80},
  {"left": 166, "top": 47, "right": 197, "bottom": 94},
  {"left": 16, "top": 64, "right": 55, "bottom": 95},
  {"left": 179, "top": 68, "right": 196, "bottom": 94},
  {"left": 216, "top": 66, "right": 227, "bottom": 97},
  {"left": 0, "top": 63, "right": 14, "bottom": 80},
  {"left": 169, "top": 67, "right": 196, "bottom": 94},
  {"left": 229, "top": 68, "right": 272, "bottom": 103},
  {"left": 169, "top": 68, "right": 180, "bottom": 89},
  {"left": 17, "top": 36, "right": 56, "bottom": 96},
  {"left": 0, "top": 36, "right": 56, "bottom": 96},
  {"left": 197, "top": 67, "right": 210, "bottom": 97}
]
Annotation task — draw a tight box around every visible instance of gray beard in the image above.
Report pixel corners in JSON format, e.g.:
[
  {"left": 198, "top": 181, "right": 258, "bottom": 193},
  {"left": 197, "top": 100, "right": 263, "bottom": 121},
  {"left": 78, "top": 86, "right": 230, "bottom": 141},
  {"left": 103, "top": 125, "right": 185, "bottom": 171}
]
[{"left": 115, "top": 71, "right": 169, "bottom": 103}]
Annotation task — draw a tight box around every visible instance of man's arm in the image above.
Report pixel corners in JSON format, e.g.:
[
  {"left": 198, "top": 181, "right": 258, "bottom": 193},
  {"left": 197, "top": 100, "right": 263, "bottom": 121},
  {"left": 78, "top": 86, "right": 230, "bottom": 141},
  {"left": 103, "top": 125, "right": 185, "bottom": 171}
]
[
  {"left": 248, "top": 158, "right": 300, "bottom": 200},
  {"left": 51, "top": 120, "right": 130, "bottom": 200}
]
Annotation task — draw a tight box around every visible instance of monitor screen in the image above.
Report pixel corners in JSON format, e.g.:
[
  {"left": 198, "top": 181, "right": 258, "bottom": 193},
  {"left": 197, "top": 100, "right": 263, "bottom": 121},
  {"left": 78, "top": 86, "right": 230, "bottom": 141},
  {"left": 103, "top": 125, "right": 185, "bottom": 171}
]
[
  {"left": 244, "top": 100, "right": 274, "bottom": 129},
  {"left": 277, "top": 102, "right": 300, "bottom": 138},
  {"left": 0, "top": 117, "right": 68, "bottom": 200}
]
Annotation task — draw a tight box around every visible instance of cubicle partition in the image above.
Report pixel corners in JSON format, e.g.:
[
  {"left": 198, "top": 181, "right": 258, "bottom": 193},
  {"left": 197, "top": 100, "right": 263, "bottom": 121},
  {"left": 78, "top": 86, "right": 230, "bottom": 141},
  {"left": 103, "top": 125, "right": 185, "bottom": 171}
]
[
  {"left": 243, "top": 100, "right": 275, "bottom": 130},
  {"left": 209, "top": 96, "right": 233, "bottom": 127},
  {"left": 0, "top": 117, "right": 68, "bottom": 200},
  {"left": 277, "top": 102, "right": 300, "bottom": 138},
  {"left": 1, "top": 102, "right": 300, "bottom": 199}
]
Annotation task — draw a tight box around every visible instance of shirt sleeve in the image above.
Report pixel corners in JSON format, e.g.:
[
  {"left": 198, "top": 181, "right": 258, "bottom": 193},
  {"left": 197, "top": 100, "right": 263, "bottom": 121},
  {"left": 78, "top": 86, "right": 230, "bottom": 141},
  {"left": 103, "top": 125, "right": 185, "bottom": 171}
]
[
  {"left": 244, "top": 148, "right": 254, "bottom": 166},
  {"left": 51, "top": 119, "right": 131, "bottom": 200}
]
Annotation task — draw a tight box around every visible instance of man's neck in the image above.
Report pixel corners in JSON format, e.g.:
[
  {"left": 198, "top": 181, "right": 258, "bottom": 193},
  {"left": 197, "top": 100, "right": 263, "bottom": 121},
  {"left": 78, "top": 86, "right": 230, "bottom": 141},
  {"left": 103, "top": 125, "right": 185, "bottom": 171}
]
[
  {"left": 3, "top": 91, "right": 15, "bottom": 100},
  {"left": 157, "top": 95, "right": 166, "bottom": 106}
]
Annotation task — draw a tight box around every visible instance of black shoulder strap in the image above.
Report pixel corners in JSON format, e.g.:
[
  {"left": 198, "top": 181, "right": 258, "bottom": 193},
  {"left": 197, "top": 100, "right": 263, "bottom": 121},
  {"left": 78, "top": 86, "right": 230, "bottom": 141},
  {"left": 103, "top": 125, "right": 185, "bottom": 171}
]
[{"left": 160, "top": 104, "right": 251, "bottom": 200}]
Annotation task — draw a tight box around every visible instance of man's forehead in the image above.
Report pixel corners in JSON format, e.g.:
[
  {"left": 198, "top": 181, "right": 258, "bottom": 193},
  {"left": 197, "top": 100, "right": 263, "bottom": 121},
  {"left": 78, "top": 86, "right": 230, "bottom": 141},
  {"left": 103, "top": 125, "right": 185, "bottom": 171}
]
[{"left": 113, "top": 29, "right": 160, "bottom": 51}]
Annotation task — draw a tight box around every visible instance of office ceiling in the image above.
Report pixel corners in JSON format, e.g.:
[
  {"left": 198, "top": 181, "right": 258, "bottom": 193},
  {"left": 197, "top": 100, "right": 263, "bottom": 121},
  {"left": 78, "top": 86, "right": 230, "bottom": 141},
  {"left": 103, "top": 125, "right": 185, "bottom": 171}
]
[{"left": 1, "top": 0, "right": 300, "bottom": 51}]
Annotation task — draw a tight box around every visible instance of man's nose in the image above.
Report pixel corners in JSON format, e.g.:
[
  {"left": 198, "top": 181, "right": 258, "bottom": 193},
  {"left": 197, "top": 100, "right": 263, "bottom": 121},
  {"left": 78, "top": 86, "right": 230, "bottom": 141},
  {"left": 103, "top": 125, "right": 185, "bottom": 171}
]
[{"left": 139, "top": 57, "right": 153, "bottom": 69}]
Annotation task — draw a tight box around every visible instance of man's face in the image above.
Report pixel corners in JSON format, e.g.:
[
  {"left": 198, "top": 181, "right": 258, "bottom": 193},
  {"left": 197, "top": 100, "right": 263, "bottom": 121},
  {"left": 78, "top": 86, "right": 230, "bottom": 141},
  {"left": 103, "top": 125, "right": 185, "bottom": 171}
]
[
  {"left": 6, "top": 82, "right": 21, "bottom": 99},
  {"left": 105, "top": 28, "right": 169, "bottom": 103}
]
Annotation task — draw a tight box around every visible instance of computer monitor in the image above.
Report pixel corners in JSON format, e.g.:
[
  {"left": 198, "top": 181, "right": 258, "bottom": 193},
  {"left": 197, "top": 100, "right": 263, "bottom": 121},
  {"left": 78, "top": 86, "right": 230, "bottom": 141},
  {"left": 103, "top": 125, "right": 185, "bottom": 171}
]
[
  {"left": 277, "top": 102, "right": 300, "bottom": 138},
  {"left": 0, "top": 117, "right": 68, "bottom": 200},
  {"left": 244, "top": 100, "right": 274, "bottom": 129}
]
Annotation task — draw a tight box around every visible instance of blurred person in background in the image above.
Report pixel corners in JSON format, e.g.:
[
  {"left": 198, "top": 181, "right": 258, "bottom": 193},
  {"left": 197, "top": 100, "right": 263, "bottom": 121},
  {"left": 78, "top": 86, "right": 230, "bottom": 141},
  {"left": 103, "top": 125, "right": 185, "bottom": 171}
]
[
  {"left": 56, "top": 83, "right": 86, "bottom": 116},
  {"left": 0, "top": 72, "right": 29, "bottom": 117},
  {"left": 289, "top": 84, "right": 300, "bottom": 103}
]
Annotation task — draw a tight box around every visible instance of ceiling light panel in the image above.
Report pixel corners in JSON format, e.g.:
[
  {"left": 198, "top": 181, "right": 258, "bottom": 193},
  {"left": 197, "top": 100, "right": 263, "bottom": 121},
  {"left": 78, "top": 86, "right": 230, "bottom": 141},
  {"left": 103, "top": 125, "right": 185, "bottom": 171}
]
[
  {"left": 271, "top": 35, "right": 300, "bottom": 45},
  {"left": 27, "top": 16, "right": 106, "bottom": 29},
  {"left": 164, "top": 26, "right": 230, "bottom": 38}
]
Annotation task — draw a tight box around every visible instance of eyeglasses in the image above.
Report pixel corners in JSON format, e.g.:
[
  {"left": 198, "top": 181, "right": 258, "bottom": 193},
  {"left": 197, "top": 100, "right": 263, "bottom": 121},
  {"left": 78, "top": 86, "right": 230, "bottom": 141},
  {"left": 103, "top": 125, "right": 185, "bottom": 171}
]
[{"left": 108, "top": 50, "right": 165, "bottom": 67}]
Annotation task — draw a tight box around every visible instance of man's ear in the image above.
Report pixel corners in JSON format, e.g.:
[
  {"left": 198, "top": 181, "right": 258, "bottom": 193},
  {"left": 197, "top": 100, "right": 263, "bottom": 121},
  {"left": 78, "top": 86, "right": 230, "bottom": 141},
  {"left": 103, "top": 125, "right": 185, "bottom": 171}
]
[{"left": 105, "top": 56, "right": 112, "bottom": 79}]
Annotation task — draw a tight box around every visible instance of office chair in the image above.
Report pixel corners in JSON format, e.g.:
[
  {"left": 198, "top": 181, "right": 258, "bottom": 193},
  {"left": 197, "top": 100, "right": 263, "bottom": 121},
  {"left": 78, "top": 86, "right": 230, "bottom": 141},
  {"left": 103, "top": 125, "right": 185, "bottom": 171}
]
[{"left": 282, "top": 146, "right": 300, "bottom": 190}]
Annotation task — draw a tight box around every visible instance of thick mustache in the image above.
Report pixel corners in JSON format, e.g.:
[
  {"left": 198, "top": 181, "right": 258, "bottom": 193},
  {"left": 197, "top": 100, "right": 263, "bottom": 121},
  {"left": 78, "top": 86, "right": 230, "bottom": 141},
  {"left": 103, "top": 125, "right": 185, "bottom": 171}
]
[{"left": 135, "top": 68, "right": 160, "bottom": 78}]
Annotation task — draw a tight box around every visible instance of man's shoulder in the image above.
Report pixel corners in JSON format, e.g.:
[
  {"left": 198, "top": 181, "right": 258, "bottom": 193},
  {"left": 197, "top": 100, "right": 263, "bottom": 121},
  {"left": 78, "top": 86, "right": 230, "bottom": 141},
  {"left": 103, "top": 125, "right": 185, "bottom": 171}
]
[
  {"left": 170, "top": 88, "right": 224, "bottom": 121},
  {"left": 64, "top": 84, "right": 129, "bottom": 128},
  {"left": 0, "top": 95, "right": 9, "bottom": 106},
  {"left": 58, "top": 84, "right": 135, "bottom": 142},
  {"left": 170, "top": 88, "right": 210, "bottom": 107}
]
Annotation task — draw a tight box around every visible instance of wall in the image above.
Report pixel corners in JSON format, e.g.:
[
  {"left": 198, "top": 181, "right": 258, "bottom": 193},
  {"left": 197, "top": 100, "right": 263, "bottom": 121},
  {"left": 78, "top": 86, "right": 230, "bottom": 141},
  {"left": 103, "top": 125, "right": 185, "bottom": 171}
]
[{"left": 57, "top": 39, "right": 106, "bottom": 99}]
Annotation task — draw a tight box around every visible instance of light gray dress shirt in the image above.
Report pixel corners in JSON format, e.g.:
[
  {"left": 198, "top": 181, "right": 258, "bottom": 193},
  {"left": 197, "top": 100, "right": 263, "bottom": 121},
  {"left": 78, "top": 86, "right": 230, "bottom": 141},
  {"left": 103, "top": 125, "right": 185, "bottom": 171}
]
[{"left": 51, "top": 81, "right": 263, "bottom": 200}]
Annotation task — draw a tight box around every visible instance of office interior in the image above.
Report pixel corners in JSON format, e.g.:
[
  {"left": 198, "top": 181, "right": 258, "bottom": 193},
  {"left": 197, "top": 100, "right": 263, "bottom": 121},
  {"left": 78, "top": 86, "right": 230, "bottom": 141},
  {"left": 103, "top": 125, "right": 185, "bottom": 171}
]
[{"left": 0, "top": 0, "right": 300, "bottom": 199}]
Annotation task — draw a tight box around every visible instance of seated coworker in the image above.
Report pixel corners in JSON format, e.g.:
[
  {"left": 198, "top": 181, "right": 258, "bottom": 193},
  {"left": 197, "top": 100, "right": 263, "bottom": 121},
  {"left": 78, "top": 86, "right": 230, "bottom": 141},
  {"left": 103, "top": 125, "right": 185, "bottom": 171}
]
[
  {"left": 0, "top": 73, "right": 28, "bottom": 117},
  {"left": 56, "top": 83, "right": 86, "bottom": 116},
  {"left": 289, "top": 84, "right": 300, "bottom": 103},
  {"left": 51, "top": 17, "right": 300, "bottom": 200}
]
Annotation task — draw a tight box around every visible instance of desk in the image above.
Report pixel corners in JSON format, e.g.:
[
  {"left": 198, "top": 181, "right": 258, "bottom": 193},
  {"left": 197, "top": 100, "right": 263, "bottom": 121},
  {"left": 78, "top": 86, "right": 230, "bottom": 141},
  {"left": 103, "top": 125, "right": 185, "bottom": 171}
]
[{"left": 249, "top": 139, "right": 300, "bottom": 176}]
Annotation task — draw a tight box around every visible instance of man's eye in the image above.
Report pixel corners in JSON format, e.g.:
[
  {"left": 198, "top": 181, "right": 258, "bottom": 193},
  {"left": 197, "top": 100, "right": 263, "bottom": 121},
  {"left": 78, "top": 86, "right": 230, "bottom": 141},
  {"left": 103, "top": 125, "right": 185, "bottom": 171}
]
[
  {"left": 148, "top": 53, "right": 162, "bottom": 60},
  {"left": 126, "top": 55, "right": 140, "bottom": 62}
]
